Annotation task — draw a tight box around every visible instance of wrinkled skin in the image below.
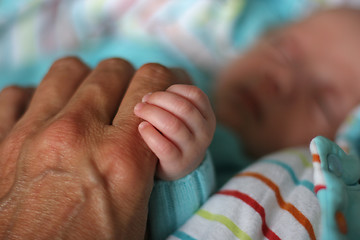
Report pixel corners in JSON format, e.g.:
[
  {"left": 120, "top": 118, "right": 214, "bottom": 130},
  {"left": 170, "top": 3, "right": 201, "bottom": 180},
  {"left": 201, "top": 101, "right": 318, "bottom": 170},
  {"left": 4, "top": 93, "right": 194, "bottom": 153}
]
[
  {"left": 0, "top": 57, "right": 188, "bottom": 239},
  {"left": 215, "top": 8, "right": 360, "bottom": 157}
]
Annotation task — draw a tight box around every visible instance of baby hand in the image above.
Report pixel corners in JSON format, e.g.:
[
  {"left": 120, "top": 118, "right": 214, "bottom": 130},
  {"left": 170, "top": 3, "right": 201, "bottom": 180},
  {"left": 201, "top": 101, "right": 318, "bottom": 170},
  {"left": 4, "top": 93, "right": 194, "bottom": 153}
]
[{"left": 134, "top": 84, "right": 216, "bottom": 181}]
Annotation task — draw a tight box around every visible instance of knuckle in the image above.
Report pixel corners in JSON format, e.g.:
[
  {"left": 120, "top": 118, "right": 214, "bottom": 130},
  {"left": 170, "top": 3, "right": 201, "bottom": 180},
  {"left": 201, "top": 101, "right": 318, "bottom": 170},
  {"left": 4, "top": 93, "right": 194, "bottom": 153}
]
[
  {"left": 176, "top": 99, "right": 195, "bottom": 116},
  {"left": 35, "top": 117, "right": 85, "bottom": 152},
  {"left": 81, "top": 80, "right": 109, "bottom": 100},
  {"left": 50, "top": 56, "right": 88, "bottom": 72},
  {"left": 164, "top": 117, "right": 182, "bottom": 135},
  {"left": 158, "top": 141, "right": 177, "bottom": 157},
  {"left": 139, "top": 63, "right": 170, "bottom": 75},
  {"left": 138, "top": 63, "right": 174, "bottom": 84},
  {"left": 97, "top": 58, "right": 133, "bottom": 70},
  {"left": 188, "top": 85, "right": 206, "bottom": 102},
  {"left": 0, "top": 85, "right": 25, "bottom": 98}
]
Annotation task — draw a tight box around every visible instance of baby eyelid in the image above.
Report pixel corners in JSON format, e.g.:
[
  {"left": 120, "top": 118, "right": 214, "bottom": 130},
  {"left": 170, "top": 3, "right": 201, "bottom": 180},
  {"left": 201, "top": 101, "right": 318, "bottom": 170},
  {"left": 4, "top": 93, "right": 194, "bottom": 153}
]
[{"left": 270, "top": 35, "right": 301, "bottom": 65}]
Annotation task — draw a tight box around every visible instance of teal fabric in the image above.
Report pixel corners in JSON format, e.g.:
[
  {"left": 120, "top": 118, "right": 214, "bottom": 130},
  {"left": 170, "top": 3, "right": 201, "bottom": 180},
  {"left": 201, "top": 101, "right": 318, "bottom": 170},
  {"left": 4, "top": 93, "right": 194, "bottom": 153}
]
[
  {"left": 0, "top": 0, "right": 32, "bottom": 20},
  {"left": 232, "top": 0, "right": 307, "bottom": 49},
  {"left": 149, "top": 152, "right": 215, "bottom": 240},
  {"left": 312, "top": 136, "right": 360, "bottom": 240}
]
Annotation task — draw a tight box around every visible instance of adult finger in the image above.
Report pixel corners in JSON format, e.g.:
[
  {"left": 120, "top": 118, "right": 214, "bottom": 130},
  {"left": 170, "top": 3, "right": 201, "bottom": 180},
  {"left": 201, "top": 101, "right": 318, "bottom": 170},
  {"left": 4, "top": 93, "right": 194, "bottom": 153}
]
[
  {"left": 0, "top": 86, "right": 34, "bottom": 141},
  {"left": 104, "top": 64, "right": 183, "bottom": 185},
  {"left": 24, "top": 57, "right": 90, "bottom": 123},
  {"left": 104, "top": 64, "right": 190, "bottom": 183},
  {"left": 60, "top": 58, "right": 135, "bottom": 125},
  {"left": 97, "top": 64, "right": 191, "bottom": 238},
  {"left": 112, "top": 64, "right": 191, "bottom": 127},
  {"left": 108, "top": 65, "right": 192, "bottom": 169},
  {"left": 0, "top": 86, "right": 34, "bottom": 197}
]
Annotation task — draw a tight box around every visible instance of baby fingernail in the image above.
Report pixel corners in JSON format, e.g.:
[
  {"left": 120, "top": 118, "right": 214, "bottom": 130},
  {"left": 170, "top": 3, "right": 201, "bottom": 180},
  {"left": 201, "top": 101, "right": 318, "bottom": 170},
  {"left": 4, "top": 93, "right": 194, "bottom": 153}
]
[
  {"left": 142, "top": 92, "right": 152, "bottom": 102},
  {"left": 139, "top": 121, "right": 148, "bottom": 129},
  {"left": 134, "top": 103, "right": 144, "bottom": 112}
]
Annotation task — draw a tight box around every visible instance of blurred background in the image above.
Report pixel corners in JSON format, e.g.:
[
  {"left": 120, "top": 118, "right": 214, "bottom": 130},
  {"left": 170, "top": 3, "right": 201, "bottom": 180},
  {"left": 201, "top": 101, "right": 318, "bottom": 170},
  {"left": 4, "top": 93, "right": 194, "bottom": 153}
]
[{"left": 1, "top": 0, "right": 359, "bottom": 90}]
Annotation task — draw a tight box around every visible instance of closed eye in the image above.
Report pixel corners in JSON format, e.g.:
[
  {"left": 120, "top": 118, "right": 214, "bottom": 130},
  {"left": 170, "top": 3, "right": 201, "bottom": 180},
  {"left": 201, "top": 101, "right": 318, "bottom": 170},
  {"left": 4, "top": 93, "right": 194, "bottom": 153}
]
[{"left": 266, "top": 33, "right": 303, "bottom": 67}]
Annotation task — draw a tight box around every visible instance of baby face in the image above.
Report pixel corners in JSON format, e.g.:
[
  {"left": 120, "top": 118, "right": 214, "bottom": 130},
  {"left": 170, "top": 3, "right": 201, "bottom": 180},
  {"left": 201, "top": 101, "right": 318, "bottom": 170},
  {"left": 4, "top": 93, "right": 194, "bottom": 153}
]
[{"left": 215, "top": 8, "right": 360, "bottom": 157}]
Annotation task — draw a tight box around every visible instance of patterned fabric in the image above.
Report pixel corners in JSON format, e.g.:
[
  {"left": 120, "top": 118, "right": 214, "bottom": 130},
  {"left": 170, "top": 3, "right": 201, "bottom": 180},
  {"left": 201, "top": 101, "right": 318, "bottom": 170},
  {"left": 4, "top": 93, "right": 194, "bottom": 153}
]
[
  {"left": 0, "top": 0, "right": 249, "bottom": 69},
  {"left": 0, "top": 0, "right": 307, "bottom": 89},
  {"left": 169, "top": 148, "right": 320, "bottom": 240},
  {"left": 310, "top": 137, "right": 360, "bottom": 240},
  {"left": 2, "top": 0, "right": 359, "bottom": 71}
]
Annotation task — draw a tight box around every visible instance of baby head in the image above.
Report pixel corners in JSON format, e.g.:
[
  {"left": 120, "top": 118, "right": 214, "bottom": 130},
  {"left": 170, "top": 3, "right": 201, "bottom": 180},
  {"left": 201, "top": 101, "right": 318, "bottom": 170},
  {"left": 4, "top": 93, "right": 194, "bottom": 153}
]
[{"left": 215, "top": 8, "right": 360, "bottom": 157}]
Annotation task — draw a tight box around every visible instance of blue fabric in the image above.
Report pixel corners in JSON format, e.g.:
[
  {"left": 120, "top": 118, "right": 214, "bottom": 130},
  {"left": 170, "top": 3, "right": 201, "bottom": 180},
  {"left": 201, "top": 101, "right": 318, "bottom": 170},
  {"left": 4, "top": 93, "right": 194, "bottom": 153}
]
[
  {"left": 232, "top": 0, "right": 307, "bottom": 49},
  {"left": 172, "top": 231, "right": 197, "bottom": 240},
  {"left": 312, "top": 136, "right": 360, "bottom": 240},
  {"left": 149, "top": 152, "right": 215, "bottom": 240}
]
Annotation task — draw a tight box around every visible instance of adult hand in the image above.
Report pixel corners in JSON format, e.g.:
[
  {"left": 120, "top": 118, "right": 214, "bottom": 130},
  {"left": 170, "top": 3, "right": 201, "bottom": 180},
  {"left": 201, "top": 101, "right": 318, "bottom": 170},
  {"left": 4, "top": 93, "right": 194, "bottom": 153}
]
[{"left": 0, "top": 57, "right": 189, "bottom": 239}]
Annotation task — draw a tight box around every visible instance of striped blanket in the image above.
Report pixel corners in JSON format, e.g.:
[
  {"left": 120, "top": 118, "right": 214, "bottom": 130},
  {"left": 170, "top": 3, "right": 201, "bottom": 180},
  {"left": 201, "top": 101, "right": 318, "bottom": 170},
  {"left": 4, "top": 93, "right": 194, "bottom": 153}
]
[
  {"left": 169, "top": 148, "right": 320, "bottom": 240},
  {"left": 169, "top": 106, "right": 360, "bottom": 240}
]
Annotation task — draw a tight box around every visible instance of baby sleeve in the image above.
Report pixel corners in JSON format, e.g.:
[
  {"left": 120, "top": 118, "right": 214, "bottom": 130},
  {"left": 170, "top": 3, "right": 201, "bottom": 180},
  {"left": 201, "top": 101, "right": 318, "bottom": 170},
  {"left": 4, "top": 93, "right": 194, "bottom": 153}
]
[{"left": 148, "top": 151, "right": 215, "bottom": 240}]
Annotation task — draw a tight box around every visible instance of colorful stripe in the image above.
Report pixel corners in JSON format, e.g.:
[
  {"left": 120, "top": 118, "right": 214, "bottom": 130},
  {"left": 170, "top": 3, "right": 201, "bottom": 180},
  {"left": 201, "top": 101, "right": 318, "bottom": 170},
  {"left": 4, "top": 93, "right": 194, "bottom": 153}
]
[
  {"left": 312, "top": 154, "right": 321, "bottom": 163},
  {"left": 310, "top": 140, "right": 327, "bottom": 195},
  {"left": 314, "top": 185, "right": 326, "bottom": 194},
  {"left": 218, "top": 190, "right": 280, "bottom": 240},
  {"left": 263, "top": 159, "right": 314, "bottom": 192},
  {"left": 173, "top": 231, "right": 197, "bottom": 240},
  {"left": 237, "top": 172, "right": 316, "bottom": 240},
  {"left": 196, "top": 209, "right": 252, "bottom": 240},
  {"left": 312, "top": 154, "right": 325, "bottom": 193}
]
